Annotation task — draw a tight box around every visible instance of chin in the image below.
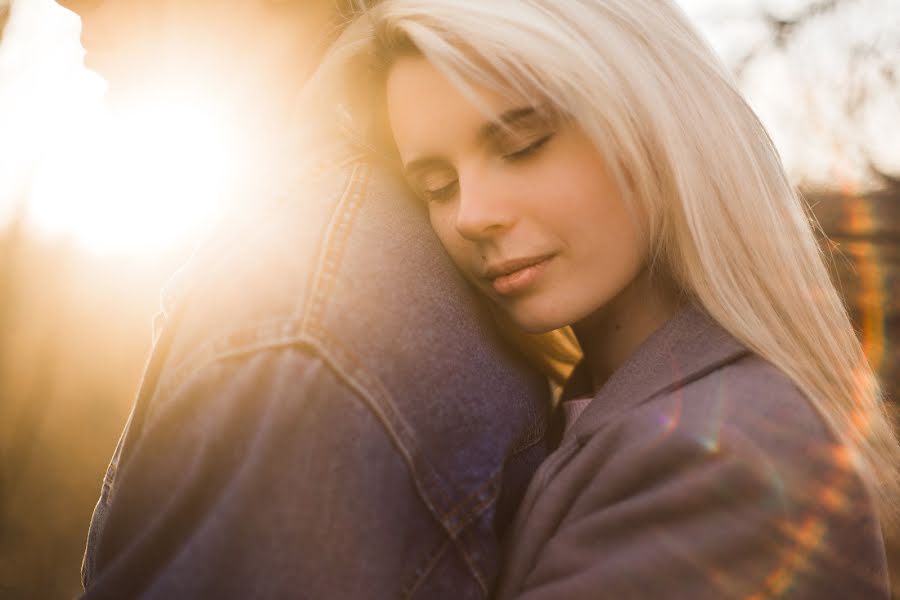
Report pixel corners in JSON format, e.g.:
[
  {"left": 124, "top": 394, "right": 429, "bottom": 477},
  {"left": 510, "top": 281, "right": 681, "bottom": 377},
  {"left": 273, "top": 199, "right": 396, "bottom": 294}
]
[{"left": 505, "top": 307, "right": 570, "bottom": 335}]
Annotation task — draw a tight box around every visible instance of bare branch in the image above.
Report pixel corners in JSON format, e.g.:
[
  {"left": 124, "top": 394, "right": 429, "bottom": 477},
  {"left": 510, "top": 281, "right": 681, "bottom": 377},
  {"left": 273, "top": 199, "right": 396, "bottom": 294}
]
[
  {"left": 868, "top": 161, "right": 900, "bottom": 189},
  {"left": 762, "top": 0, "right": 857, "bottom": 48}
]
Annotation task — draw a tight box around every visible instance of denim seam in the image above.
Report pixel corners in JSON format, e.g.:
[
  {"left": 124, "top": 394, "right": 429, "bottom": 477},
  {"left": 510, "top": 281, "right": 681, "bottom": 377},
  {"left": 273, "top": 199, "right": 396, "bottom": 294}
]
[
  {"left": 146, "top": 162, "right": 363, "bottom": 408},
  {"left": 146, "top": 285, "right": 487, "bottom": 589},
  {"left": 142, "top": 325, "right": 489, "bottom": 518},
  {"left": 292, "top": 161, "right": 357, "bottom": 342},
  {"left": 508, "top": 412, "right": 548, "bottom": 457},
  {"left": 302, "top": 156, "right": 475, "bottom": 553},
  {"left": 150, "top": 326, "right": 488, "bottom": 594},
  {"left": 279, "top": 149, "right": 366, "bottom": 192},
  {"left": 101, "top": 398, "right": 144, "bottom": 505},
  {"left": 401, "top": 539, "right": 452, "bottom": 599},
  {"left": 148, "top": 318, "right": 310, "bottom": 420},
  {"left": 441, "top": 467, "right": 502, "bottom": 534},
  {"left": 445, "top": 470, "right": 505, "bottom": 593},
  {"left": 132, "top": 155, "right": 493, "bottom": 593},
  {"left": 297, "top": 161, "right": 467, "bottom": 517},
  {"left": 308, "top": 324, "right": 456, "bottom": 507},
  {"left": 295, "top": 157, "right": 494, "bottom": 594},
  {"left": 306, "top": 327, "right": 490, "bottom": 595},
  {"left": 299, "top": 161, "right": 370, "bottom": 332}
]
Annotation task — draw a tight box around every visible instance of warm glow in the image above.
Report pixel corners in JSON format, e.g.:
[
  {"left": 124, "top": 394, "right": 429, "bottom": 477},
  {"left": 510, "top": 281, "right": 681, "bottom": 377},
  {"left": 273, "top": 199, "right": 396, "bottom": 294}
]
[
  {"left": 27, "top": 89, "right": 239, "bottom": 255},
  {"left": 0, "top": 0, "right": 240, "bottom": 257}
]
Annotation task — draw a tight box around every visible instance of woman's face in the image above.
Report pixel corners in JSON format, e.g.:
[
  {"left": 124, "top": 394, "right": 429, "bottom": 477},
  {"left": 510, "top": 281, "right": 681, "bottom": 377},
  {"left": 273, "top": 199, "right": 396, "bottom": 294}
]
[{"left": 386, "top": 56, "right": 646, "bottom": 333}]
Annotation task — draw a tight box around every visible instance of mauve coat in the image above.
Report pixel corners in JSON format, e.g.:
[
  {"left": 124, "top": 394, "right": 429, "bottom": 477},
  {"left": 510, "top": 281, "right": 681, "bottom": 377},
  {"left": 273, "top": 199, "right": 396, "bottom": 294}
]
[{"left": 495, "top": 306, "right": 890, "bottom": 599}]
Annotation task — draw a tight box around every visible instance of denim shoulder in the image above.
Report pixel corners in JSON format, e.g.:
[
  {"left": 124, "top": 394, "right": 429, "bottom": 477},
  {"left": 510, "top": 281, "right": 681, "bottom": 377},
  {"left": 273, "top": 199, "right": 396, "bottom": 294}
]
[{"left": 141, "top": 157, "right": 552, "bottom": 593}]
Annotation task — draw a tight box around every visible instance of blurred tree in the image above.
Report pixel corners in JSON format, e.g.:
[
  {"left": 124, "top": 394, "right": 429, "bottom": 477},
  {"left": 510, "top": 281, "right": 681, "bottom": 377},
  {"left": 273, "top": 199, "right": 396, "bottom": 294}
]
[
  {"left": 724, "top": 1, "right": 900, "bottom": 593},
  {"left": 688, "top": 0, "right": 900, "bottom": 186}
]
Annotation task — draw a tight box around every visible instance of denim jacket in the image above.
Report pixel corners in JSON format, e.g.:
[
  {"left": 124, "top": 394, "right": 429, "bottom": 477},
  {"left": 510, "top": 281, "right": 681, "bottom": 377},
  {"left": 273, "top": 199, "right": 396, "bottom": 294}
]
[{"left": 80, "top": 152, "right": 551, "bottom": 599}]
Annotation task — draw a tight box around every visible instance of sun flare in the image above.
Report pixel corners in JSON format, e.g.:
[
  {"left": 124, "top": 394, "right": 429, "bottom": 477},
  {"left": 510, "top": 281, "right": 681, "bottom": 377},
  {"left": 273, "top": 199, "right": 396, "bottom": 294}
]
[
  {"left": 26, "top": 89, "right": 239, "bottom": 256},
  {"left": 0, "top": 0, "right": 242, "bottom": 257}
]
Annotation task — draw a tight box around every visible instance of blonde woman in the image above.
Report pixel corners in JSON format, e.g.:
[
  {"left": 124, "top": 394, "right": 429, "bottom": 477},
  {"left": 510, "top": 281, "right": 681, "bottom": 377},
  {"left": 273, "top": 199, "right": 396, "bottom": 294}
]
[{"left": 314, "top": 0, "right": 900, "bottom": 597}]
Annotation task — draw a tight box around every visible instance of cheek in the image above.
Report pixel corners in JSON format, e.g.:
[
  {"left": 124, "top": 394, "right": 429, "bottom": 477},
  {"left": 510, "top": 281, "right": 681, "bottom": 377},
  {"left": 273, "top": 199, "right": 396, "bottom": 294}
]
[
  {"left": 584, "top": 208, "right": 646, "bottom": 308},
  {"left": 429, "top": 209, "right": 471, "bottom": 271},
  {"left": 555, "top": 157, "right": 647, "bottom": 288},
  {"left": 577, "top": 190, "right": 644, "bottom": 268}
]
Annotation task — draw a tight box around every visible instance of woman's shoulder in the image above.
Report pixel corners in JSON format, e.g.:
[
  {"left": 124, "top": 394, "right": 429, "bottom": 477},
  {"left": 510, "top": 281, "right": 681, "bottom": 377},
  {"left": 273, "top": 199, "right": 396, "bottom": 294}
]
[
  {"left": 607, "top": 352, "right": 849, "bottom": 489},
  {"left": 653, "top": 352, "right": 834, "bottom": 448},
  {"left": 609, "top": 352, "right": 882, "bottom": 539},
  {"left": 561, "top": 352, "right": 889, "bottom": 598}
]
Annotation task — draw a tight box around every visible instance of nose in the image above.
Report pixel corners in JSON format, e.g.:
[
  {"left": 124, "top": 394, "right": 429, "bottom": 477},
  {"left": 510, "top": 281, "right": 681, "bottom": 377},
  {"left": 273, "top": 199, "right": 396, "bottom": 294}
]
[{"left": 454, "top": 170, "right": 516, "bottom": 241}]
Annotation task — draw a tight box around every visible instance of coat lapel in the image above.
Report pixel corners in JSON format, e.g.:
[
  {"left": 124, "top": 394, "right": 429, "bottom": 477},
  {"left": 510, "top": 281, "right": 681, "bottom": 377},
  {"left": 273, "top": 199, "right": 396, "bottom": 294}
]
[
  {"left": 496, "top": 304, "right": 749, "bottom": 597},
  {"left": 568, "top": 304, "right": 749, "bottom": 440}
]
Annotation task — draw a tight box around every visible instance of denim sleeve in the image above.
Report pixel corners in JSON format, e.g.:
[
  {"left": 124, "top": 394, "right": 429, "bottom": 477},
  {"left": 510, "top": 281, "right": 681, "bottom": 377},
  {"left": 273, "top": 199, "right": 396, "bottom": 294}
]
[{"left": 81, "top": 347, "right": 481, "bottom": 599}]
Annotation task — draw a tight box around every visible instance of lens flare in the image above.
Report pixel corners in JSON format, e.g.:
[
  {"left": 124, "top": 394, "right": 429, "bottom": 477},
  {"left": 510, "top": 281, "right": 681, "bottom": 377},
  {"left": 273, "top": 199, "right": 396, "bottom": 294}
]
[{"left": 26, "top": 88, "right": 238, "bottom": 256}]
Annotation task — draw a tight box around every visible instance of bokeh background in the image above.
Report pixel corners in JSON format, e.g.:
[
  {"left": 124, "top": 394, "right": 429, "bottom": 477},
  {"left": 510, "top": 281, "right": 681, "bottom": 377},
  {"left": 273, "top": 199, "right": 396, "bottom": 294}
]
[{"left": 0, "top": 0, "right": 897, "bottom": 597}]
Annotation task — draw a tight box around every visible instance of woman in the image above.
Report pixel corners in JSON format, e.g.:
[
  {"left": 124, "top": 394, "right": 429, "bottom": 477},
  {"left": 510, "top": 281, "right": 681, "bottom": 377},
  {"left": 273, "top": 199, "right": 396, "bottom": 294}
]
[{"left": 313, "top": 0, "right": 900, "bottom": 597}]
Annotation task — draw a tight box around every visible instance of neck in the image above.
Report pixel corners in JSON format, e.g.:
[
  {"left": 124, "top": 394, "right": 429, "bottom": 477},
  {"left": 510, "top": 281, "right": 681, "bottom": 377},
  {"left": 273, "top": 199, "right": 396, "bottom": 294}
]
[{"left": 573, "top": 269, "right": 683, "bottom": 393}]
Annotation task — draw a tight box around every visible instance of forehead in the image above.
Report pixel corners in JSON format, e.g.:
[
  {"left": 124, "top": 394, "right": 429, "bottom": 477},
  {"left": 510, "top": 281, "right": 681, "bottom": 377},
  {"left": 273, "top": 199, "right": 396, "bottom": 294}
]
[
  {"left": 387, "top": 57, "right": 492, "bottom": 120},
  {"left": 386, "top": 56, "right": 539, "bottom": 153}
]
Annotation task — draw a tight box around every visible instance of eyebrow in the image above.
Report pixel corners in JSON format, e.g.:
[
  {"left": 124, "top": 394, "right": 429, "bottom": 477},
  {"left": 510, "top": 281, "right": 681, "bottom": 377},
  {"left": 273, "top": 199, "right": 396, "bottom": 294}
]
[
  {"left": 477, "top": 106, "right": 540, "bottom": 142},
  {"left": 402, "top": 106, "right": 540, "bottom": 178}
]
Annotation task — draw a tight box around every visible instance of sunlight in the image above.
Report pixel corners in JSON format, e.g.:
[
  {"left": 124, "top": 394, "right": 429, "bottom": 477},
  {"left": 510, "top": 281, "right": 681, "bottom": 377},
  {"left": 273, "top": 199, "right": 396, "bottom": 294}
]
[
  {"left": 0, "top": 0, "right": 239, "bottom": 257},
  {"left": 27, "top": 89, "right": 238, "bottom": 255}
]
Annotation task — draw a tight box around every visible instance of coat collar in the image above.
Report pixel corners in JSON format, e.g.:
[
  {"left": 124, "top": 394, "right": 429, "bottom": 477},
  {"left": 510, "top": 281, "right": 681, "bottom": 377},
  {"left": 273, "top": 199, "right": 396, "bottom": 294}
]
[
  {"left": 496, "top": 305, "right": 752, "bottom": 598},
  {"left": 563, "top": 303, "right": 750, "bottom": 441}
]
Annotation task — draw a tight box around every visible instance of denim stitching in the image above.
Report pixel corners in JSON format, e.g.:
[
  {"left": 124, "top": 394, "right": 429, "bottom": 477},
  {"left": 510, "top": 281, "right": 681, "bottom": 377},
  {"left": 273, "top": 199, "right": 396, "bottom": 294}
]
[
  {"left": 146, "top": 162, "right": 368, "bottom": 419},
  {"left": 309, "top": 323, "right": 456, "bottom": 509},
  {"left": 134, "top": 328, "right": 490, "bottom": 596},
  {"left": 300, "top": 162, "right": 370, "bottom": 334},
  {"left": 101, "top": 387, "right": 144, "bottom": 503},
  {"left": 294, "top": 158, "right": 485, "bottom": 583},
  {"left": 139, "top": 312, "right": 495, "bottom": 594},
  {"left": 509, "top": 410, "right": 548, "bottom": 457},
  {"left": 148, "top": 294, "right": 471, "bottom": 534},
  {"left": 150, "top": 325, "right": 465, "bottom": 532},
  {"left": 297, "top": 161, "right": 462, "bottom": 515},
  {"left": 441, "top": 467, "right": 502, "bottom": 535},
  {"left": 294, "top": 157, "right": 500, "bottom": 594},
  {"left": 150, "top": 160, "right": 472, "bottom": 527},
  {"left": 291, "top": 162, "right": 355, "bottom": 333},
  {"left": 149, "top": 163, "right": 362, "bottom": 400},
  {"left": 400, "top": 539, "right": 452, "bottom": 599},
  {"left": 149, "top": 318, "right": 305, "bottom": 420},
  {"left": 443, "top": 470, "right": 505, "bottom": 592},
  {"left": 128, "top": 157, "right": 503, "bottom": 596},
  {"left": 308, "top": 326, "right": 490, "bottom": 596}
]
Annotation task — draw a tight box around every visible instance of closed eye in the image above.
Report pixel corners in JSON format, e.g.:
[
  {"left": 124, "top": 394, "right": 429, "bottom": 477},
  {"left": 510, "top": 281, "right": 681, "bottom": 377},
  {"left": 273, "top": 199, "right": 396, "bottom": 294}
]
[
  {"left": 502, "top": 134, "right": 553, "bottom": 162},
  {"left": 421, "top": 179, "right": 459, "bottom": 204}
]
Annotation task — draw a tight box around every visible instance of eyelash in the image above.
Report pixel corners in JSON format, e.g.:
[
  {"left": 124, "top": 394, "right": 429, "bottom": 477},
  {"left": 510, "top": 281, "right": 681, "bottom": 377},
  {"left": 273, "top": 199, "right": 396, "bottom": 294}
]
[
  {"left": 421, "top": 180, "right": 459, "bottom": 204},
  {"left": 419, "top": 133, "right": 555, "bottom": 204},
  {"left": 502, "top": 133, "right": 553, "bottom": 162}
]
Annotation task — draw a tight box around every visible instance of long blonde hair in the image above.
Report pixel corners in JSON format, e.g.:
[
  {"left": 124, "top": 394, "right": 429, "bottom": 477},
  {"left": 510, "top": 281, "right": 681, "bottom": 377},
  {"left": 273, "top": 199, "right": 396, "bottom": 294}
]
[{"left": 308, "top": 0, "right": 900, "bottom": 535}]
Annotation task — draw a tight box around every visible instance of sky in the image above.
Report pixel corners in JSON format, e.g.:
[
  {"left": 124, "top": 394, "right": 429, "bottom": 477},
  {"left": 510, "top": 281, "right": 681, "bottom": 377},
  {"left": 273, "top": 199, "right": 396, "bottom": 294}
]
[
  {"left": 686, "top": 0, "right": 900, "bottom": 188},
  {"left": 0, "top": 0, "right": 898, "bottom": 255}
]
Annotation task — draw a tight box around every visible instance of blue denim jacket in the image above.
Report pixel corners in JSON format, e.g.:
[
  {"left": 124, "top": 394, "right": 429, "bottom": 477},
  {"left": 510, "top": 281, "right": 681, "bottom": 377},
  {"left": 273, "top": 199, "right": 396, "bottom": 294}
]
[{"left": 80, "top": 152, "right": 551, "bottom": 599}]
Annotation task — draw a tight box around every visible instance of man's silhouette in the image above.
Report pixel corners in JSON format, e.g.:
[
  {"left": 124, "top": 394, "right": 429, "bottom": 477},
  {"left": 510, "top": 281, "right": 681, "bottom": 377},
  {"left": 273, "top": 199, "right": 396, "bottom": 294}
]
[{"left": 59, "top": 1, "right": 555, "bottom": 597}]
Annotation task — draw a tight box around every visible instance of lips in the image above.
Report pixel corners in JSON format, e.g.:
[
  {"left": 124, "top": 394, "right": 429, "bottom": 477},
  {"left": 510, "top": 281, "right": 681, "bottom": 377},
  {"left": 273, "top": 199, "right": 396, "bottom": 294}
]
[{"left": 484, "top": 254, "right": 555, "bottom": 295}]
